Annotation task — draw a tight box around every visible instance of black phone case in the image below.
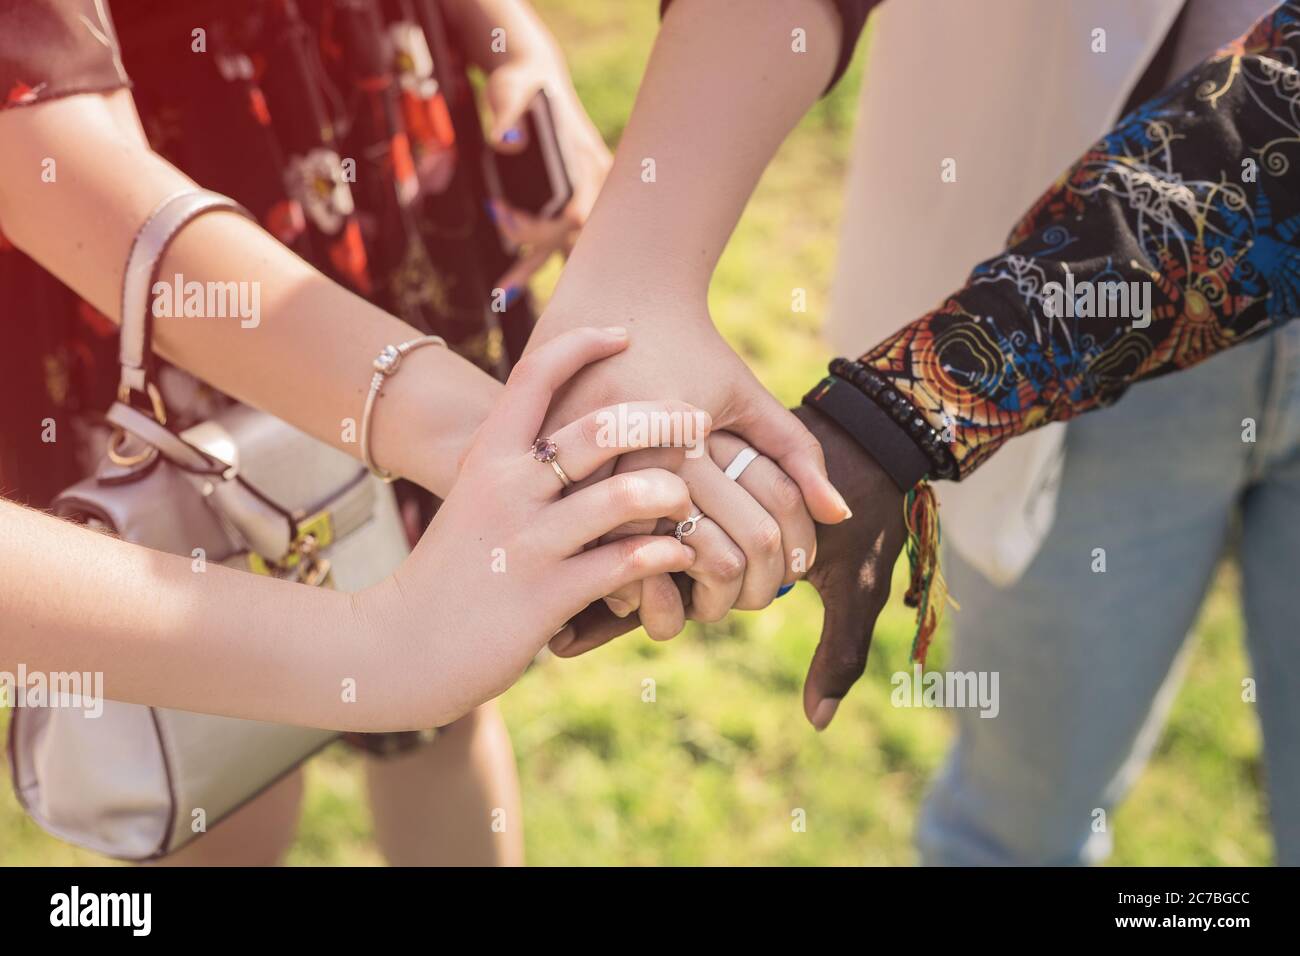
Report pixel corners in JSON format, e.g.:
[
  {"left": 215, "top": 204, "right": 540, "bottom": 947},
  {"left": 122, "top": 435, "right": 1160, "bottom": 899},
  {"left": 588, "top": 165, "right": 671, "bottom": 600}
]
[{"left": 487, "top": 90, "right": 574, "bottom": 218}]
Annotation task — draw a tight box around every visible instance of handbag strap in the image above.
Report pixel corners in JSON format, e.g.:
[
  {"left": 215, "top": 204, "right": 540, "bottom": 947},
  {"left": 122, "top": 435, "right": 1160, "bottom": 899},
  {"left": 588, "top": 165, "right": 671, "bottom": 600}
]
[{"left": 118, "top": 190, "right": 254, "bottom": 420}]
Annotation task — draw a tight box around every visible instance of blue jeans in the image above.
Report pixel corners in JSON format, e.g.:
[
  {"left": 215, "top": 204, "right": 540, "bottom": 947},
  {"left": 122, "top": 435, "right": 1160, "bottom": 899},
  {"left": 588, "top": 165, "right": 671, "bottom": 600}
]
[{"left": 917, "top": 323, "right": 1300, "bottom": 865}]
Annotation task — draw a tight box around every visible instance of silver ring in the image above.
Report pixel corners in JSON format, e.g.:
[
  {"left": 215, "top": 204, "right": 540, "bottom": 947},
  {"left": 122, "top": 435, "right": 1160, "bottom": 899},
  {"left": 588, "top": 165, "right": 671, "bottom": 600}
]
[
  {"left": 723, "top": 447, "right": 760, "bottom": 481},
  {"left": 674, "top": 513, "right": 704, "bottom": 542},
  {"left": 531, "top": 437, "right": 572, "bottom": 488}
]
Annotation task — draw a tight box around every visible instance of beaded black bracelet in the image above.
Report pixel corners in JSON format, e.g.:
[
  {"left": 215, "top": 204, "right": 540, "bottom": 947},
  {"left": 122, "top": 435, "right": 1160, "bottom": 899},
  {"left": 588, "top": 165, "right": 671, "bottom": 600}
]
[{"left": 828, "top": 358, "right": 959, "bottom": 480}]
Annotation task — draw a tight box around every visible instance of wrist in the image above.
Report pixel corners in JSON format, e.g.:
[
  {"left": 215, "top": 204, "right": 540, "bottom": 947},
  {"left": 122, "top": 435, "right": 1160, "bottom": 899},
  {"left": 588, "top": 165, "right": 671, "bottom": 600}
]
[
  {"left": 368, "top": 346, "right": 502, "bottom": 497},
  {"left": 793, "top": 403, "right": 902, "bottom": 513},
  {"left": 547, "top": 169, "right": 717, "bottom": 312},
  {"left": 353, "top": 570, "right": 481, "bottom": 731},
  {"left": 801, "top": 373, "right": 933, "bottom": 492},
  {"left": 541, "top": 272, "right": 711, "bottom": 344}
]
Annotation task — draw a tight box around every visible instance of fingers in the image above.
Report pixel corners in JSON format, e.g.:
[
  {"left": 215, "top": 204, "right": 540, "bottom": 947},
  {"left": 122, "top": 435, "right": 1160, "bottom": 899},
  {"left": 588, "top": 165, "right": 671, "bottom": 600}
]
[
  {"left": 493, "top": 236, "right": 556, "bottom": 294},
  {"left": 483, "top": 67, "right": 535, "bottom": 151},
  {"left": 480, "top": 327, "right": 628, "bottom": 455},
  {"left": 679, "top": 456, "right": 781, "bottom": 611},
  {"left": 802, "top": 586, "right": 885, "bottom": 731},
  {"left": 538, "top": 468, "right": 693, "bottom": 557},
  {"left": 559, "top": 535, "right": 695, "bottom": 612},
  {"left": 602, "top": 581, "right": 641, "bottom": 619},
  {"left": 586, "top": 451, "right": 668, "bottom": 622},
  {"left": 674, "top": 516, "right": 744, "bottom": 622},
  {"left": 634, "top": 571, "right": 688, "bottom": 641},
  {"left": 710, "top": 433, "right": 816, "bottom": 588},
  {"left": 490, "top": 200, "right": 573, "bottom": 252},
  {"left": 732, "top": 392, "right": 853, "bottom": 525},
  {"left": 603, "top": 448, "right": 697, "bottom": 631},
  {"left": 542, "top": 400, "right": 707, "bottom": 487}
]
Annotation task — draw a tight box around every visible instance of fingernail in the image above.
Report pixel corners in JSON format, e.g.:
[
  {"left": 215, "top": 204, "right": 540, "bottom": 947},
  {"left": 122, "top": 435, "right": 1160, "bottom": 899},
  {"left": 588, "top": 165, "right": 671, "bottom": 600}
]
[
  {"left": 682, "top": 545, "right": 696, "bottom": 564},
  {"left": 503, "top": 285, "right": 523, "bottom": 307},
  {"left": 812, "top": 697, "right": 840, "bottom": 731},
  {"left": 606, "top": 598, "right": 633, "bottom": 618},
  {"left": 550, "top": 630, "right": 575, "bottom": 655},
  {"left": 483, "top": 199, "right": 498, "bottom": 223},
  {"left": 501, "top": 127, "right": 522, "bottom": 145},
  {"left": 602, "top": 325, "right": 627, "bottom": 337},
  {"left": 831, "top": 486, "right": 853, "bottom": 521},
  {"left": 776, "top": 583, "right": 795, "bottom": 599}
]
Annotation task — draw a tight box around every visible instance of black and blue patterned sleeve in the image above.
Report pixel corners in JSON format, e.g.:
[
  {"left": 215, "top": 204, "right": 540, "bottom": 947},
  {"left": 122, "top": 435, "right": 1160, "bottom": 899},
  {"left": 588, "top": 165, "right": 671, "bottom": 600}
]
[{"left": 856, "top": 1, "right": 1300, "bottom": 479}]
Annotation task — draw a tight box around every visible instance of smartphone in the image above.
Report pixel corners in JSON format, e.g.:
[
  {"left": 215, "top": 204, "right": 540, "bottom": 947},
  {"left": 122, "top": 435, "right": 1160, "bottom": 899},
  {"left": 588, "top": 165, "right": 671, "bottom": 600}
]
[{"left": 485, "top": 89, "right": 574, "bottom": 219}]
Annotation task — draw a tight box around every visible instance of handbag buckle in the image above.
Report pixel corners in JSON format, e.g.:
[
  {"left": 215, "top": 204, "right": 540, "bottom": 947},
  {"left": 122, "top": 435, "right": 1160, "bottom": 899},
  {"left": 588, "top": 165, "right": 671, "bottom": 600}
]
[
  {"left": 247, "top": 510, "right": 335, "bottom": 588},
  {"left": 289, "top": 533, "right": 333, "bottom": 588},
  {"left": 117, "top": 381, "right": 168, "bottom": 425},
  {"left": 107, "top": 382, "right": 170, "bottom": 467}
]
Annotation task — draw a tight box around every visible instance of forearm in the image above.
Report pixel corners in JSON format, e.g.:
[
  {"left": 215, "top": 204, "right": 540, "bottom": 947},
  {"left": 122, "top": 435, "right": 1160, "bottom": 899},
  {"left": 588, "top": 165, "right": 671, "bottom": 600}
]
[
  {"left": 0, "top": 499, "right": 422, "bottom": 731},
  {"left": 541, "top": 0, "right": 843, "bottom": 319},
  {"left": 852, "top": 5, "right": 1300, "bottom": 479},
  {"left": 442, "top": 0, "right": 566, "bottom": 73},
  {"left": 0, "top": 91, "right": 498, "bottom": 497}
]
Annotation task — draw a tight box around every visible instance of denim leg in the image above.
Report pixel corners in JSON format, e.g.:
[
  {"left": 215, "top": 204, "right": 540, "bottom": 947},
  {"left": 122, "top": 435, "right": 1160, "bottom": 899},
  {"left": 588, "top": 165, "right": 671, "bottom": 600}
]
[
  {"left": 918, "top": 335, "right": 1274, "bottom": 865},
  {"left": 1240, "top": 324, "right": 1300, "bottom": 866}
]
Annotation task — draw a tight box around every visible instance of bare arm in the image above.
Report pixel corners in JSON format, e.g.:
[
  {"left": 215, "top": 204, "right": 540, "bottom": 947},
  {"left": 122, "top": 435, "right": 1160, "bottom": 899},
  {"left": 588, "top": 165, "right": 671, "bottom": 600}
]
[
  {"left": 549, "top": 0, "right": 843, "bottom": 304},
  {"left": 441, "top": 0, "right": 566, "bottom": 76},
  {"left": 530, "top": 0, "right": 852, "bottom": 521},
  {"left": 1, "top": 497, "right": 376, "bottom": 727},
  {"left": 0, "top": 89, "right": 498, "bottom": 498},
  {"left": 1, "top": 330, "right": 702, "bottom": 730},
  {"left": 526, "top": 0, "right": 854, "bottom": 642}
]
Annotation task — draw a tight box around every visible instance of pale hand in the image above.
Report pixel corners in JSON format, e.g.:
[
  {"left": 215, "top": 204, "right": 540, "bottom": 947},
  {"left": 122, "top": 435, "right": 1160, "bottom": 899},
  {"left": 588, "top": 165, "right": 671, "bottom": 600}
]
[{"left": 363, "top": 327, "right": 703, "bottom": 727}]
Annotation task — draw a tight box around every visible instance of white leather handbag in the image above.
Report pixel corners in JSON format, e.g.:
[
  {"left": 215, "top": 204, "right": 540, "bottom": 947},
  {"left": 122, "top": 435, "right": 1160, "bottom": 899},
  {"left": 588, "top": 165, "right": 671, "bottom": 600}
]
[{"left": 6, "top": 191, "right": 410, "bottom": 860}]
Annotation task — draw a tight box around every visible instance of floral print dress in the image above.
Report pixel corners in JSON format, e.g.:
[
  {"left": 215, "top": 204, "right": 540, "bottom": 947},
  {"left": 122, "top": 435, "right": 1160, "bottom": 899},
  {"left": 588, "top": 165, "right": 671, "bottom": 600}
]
[{"left": 0, "top": 0, "right": 532, "bottom": 508}]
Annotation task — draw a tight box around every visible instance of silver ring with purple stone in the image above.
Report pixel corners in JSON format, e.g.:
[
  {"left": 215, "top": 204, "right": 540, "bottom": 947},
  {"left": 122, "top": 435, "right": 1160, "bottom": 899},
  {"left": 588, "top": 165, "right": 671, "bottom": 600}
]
[
  {"left": 674, "top": 513, "right": 704, "bottom": 542},
  {"left": 531, "top": 437, "right": 572, "bottom": 489}
]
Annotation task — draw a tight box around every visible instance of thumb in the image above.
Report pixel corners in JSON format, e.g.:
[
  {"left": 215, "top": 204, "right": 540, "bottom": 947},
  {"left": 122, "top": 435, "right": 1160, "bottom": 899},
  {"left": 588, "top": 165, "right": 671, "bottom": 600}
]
[
  {"left": 802, "top": 577, "right": 882, "bottom": 730},
  {"left": 734, "top": 394, "right": 852, "bottom": 525},
  {"left": 484, "top": 69, "right": 536, "bottom": 152}
]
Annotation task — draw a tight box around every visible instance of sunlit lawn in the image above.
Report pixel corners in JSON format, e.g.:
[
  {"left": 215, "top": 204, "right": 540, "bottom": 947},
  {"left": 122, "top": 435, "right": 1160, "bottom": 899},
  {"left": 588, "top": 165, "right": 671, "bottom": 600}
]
[{"left": 0, "top": 0, "right": 1271, "bottom": 866}]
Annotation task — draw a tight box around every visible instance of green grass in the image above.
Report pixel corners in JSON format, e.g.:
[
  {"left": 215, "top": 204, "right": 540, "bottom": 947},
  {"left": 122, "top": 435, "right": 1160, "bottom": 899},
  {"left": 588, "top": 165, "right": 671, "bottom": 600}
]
[{"left": 0, "top": 1, "right": 1272, "bottom": 866}]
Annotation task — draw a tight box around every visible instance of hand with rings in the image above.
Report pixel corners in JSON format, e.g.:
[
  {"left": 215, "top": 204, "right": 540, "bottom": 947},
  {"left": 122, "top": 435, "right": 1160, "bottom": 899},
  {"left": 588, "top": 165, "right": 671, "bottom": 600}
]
[
  {"left": 388, "top": 326, "right": 709, "bottom": 722},
  {"left": 548, "top": 430, "right": 817, "bottom": 658}
]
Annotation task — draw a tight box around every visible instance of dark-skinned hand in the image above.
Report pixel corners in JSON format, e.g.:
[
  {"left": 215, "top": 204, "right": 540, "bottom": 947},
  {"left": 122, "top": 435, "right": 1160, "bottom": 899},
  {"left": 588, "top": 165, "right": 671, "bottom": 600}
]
[
  {"left": 789, "top": 403, "right": 905, "bottom": 730},
  {"left": 550, "top": 404, "right": 906, "bottom": 732}
]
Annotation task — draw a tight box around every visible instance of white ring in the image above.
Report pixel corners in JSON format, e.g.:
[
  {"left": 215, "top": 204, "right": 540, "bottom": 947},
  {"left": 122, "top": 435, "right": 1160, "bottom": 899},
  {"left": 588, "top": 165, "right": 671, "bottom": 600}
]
[{"left": 723, "top": 447, "right": 760, "bottom": 481}]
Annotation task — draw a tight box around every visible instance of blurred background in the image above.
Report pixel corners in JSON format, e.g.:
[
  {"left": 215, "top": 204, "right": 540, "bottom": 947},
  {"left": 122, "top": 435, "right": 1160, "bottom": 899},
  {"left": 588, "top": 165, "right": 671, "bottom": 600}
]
[{"left": 0, "top": 0, "right": 1270, "bottom": 866}]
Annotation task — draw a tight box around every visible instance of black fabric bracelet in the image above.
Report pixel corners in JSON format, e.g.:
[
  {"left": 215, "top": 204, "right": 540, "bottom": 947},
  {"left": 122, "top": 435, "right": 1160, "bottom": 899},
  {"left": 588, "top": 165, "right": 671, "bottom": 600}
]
[
  {"left": 802, "top": 374, "right": 931, "bottom": 492},
  {"left": 828, "top": 358, "right": 959, "bottom": 480}
]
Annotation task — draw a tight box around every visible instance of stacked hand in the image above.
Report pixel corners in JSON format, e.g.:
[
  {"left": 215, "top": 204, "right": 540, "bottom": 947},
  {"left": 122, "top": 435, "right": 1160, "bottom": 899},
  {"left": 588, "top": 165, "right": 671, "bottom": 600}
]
[
  {"left": 380, "top": 326, "right": 703, "bottom": 727},
  {"left": 518, "top": 293, "right": 899, "bottom": 731},
  {"left": 550, "top": 412, "right": 903, "bottom": 731},
  {"left": 790, "top": 406, "right": 905, "bottom": 729},
  {"left": 461, "top": 9, "right": 894, "bottom": 732}
]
